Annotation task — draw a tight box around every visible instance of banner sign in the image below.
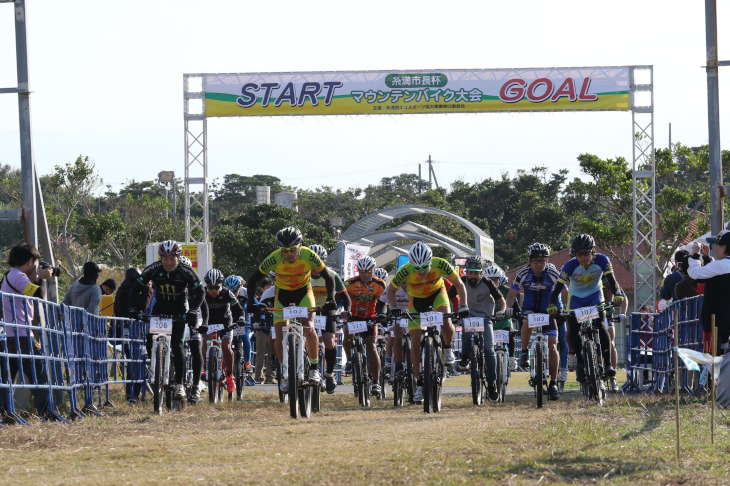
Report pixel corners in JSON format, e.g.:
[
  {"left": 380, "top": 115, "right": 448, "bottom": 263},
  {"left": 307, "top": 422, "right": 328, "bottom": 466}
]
[
  {"left": 204, "top": 67, "right": 630, "bottom": 117},
  {"left": 342, "top": 243, "right": 371, "bottom": 281}
]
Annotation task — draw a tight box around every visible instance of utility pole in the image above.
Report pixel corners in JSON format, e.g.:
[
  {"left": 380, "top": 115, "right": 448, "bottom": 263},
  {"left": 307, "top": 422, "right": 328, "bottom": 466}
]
[
  {"left": 427, "top": 155, "right": 440, "bottom": 190},
  {"left": 706, "top": 0, "right": 725, "bottom": 235}
]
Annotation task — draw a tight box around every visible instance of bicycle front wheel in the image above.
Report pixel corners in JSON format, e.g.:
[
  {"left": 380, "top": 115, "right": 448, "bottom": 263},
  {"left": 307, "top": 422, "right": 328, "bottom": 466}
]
[
  {"left": 471, "top": 343, "right": 483, "bottom": 406},
  {"left": 587, "top": 340, "right": 604, "bottom": 406},
  {"left": 208, "top": 348, "right": 220, "bottom": 404},
  {"left": 535, "top": 342, "right": 544, "bottom": 409},
  {"left": 423, "top": 337, "right": 434, "bottom": 414},
  {"left": 496, "top": 350, "right": 506, "bottom": 404},
  {"left": 378, "top": 346, "right": 387, "bottom": 400},
  {"left": 298, "top": 350, "right": 312, "bottom": 418},
  {"left": 288, "top": 333, "right": 299, "bottom": 418},
  {"left": 404, "top": 337, "right": 415, "bottom": 404},
  {"left": 152, "top": 342, "right": 165, "bottom": 415},
  {"left": 234, "top": 342, "right": 244, "bottom": 401}
]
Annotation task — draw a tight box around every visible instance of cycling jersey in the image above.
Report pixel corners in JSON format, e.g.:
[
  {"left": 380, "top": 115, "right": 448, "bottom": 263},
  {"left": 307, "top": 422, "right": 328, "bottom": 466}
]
[
  {"left": 460, "top": 275, "right": 502, "bottom": 318},
  {"left": 206, "top": 288, "right": 243, "bottom": 325},
  {"left": 130, "top": 261, "right": 203, "bottom": 316},
  {"left": 311, "top": 269, "right": 347, "bottom": 307},
  {"left": 345, "top": 276, "right": 386, "bottom": 318},
  {"left": 379, "top": 285, "right": 410, "bottom": 311},
  {"left": 391, "top": 257, "right": 458, "bottom": 298},
  {"left": 557, "top": 253, "right": 613, "bottom": 299},
  {"left": 511, "top": 265, "right": 563, "bottom": 312},
  {"left": 258, "top": 246, "right": 325, "bottom": 291}
]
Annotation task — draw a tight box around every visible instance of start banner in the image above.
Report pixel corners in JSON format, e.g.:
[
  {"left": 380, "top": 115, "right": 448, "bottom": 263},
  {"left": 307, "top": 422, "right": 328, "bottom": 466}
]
[{"left": 204, "top": 66, "right": 630, "bottom": 117}]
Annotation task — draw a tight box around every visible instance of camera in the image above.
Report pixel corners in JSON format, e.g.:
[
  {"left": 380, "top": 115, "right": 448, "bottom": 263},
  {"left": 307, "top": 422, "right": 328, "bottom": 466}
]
[{"left": 40, "top": 261, "right": 62, "bottom": 278}]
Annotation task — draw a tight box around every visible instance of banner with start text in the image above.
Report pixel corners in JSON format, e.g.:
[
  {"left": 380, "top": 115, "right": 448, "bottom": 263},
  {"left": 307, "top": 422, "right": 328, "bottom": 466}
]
[{"left": 204, "top": 66, "right": 630, "bottom": 117}]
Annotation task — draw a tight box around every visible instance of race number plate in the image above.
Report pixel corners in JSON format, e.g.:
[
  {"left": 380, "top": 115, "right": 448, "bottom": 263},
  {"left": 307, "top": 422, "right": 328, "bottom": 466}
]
[
  {"left": 313, "top": 315, "right": 327, "bottom": 331},
  {"left": 462, "top": 317, "right": 484, "bottom": 332},
  {"left": 348, "top": 321, "right": 368, "bottom": 334},
  {"left": 420, "top": 311, "right": 443, "bottom": 328},
  {"left": 575, "top": 306, "right": 599, "bottom": 323},
  {"left": 527, "top": 313, "right": 550, "bottom": 329},
  {"left": 149, "top": 317, "right": 173, "bottom": 335},
  {"left": 494, "top": 330, "right": 510, "bottom": 344},
  {"left": 398, "top": 318, "right": 409, "bottom": 329},
  {"left": 207, "top": 324, "right": 224, "bottom": 335},
  {"left": 232, "top": 326, "right": 247, "bottom": 337},
  {"left": 283, "top": 306, "right": 308, "bottom": 320}
]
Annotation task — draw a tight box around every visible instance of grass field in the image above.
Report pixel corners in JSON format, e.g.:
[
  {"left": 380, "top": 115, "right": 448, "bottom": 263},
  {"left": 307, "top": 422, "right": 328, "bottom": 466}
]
[{"left": 1, "top": 381, "right": 729, "bottom": 486}]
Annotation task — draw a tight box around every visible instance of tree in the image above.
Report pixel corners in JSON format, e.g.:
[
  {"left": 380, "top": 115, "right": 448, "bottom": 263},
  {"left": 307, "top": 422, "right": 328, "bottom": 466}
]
[
  {"left": 210, "top": 174, "right": 289, "bottom": 223},
  {"left": 211, "top": 204, "right": 335, "bottom": 279},
  {"left": 0, "top": 164, "right": 24, "bottom": 253},
  {"left": 42, "top": 156, "right": 103, "bottom": 277}
]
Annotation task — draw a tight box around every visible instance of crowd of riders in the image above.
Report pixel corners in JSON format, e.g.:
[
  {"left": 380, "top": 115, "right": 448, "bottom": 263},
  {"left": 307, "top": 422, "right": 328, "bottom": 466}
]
[{"left": 127, "top": 225, "right": 626, "bottom": 406}]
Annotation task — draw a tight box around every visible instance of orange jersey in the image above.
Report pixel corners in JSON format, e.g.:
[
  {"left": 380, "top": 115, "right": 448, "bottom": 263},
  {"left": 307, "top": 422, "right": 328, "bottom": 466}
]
[{"left": 345, "top": 276, "right": 386, "bottom": 318}]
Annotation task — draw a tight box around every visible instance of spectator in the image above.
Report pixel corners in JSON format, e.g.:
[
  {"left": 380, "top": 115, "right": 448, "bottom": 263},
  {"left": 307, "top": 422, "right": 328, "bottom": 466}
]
[
  {"left": 659, "top": 250, "right": 689, "bottom": 301},
  {"left": 62, "top": 261, "right": 103, "bottom": 314},
  {"left": 100, "top": 278, "right": 117, "bottom": 296},
  {"left": 253, "top": 277, "right": 275, "bottom": 384},
  {"left": 688, "top": 232, "right": 730, "bottom": 355},
  {"left": 99, "top": 278, "right": 117, "bottom": 317},
  {"left": 0, "top": 242, "right": 54, "bottom": 418},
  {"left": 674, "top": 253, "right": 702, "bottom": 300}
]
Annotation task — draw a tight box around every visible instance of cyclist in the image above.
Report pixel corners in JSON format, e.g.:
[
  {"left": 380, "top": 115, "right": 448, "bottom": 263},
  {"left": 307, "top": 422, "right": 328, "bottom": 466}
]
[
  {"left": 343, "top": 255, "right": 388, "bottom": 398},
  {"left": 374, "top": 268, "right": 394, "bottom": 373},
  {"left": 547, "top": 234, "right": 625, "bottom": 387},
  {"left": 506, "top": 243, "right": 562, "bottom": 400},
  {"left": 309, "top": 244, "right": 351, "bottom": 394},
  {"left": 386, "top": 242, "right": 469, "bottom": 403},
  {"left": 482, "top": 265, "right": 521, "bottom": 373},
  {"left": 458, "top": 256, "right": 507, "bottom": 401},
  {"left": 225, "top": 274, "right": 255, "bottom": 374},
  {"left": 245, "top": 226, "right": 336, "bottom": 392},
  {"left": 128, "top": 240, "right": 204, "bottom": 400},
  {"left": 203, "top": 269, "right": 244, "bottom": 395}
]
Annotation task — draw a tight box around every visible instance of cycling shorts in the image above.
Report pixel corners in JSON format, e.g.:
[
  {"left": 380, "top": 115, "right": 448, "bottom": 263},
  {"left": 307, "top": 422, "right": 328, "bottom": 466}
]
[
  {"left": 565, "top": 292, "right": 603, "bottom": 310},
  {"left": 407, "top": 287, "right": 450, "bottom": 331},
  {"left": 522, "top": 309, "right": 558, "bottom": 338},
  {"left": 274, "top": 286, "right": 315, "bottom": 325}
]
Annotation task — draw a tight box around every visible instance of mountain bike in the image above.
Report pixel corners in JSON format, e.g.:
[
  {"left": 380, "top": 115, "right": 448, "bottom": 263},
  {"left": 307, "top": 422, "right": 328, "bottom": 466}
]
[
  {"left": 520, "top": 312, "right": 551, "bottom": 408},
  {"left": 270, "top": 305, "right": 321, "bottom": 419},
  {"left": 376, "top": 325, "right": 389, "bottom": 400},
  {"left": 418, "top": 310, "right": 457, "bottom": 414},
  {"left": 493, "top": 327, "right": 519, "bottom": 403},
  {"left": 146, "top": 315, "right": 187, "bottom": 415},
  {"left": 205, "top": 322, "right": 240, "bottom": 403},
  {"left": 348, "top": 318, "right": 378, "bottom": 407},
  {"left": 562, "top": 303, "right": 612, "bottom": 406},
  {"left": 232, "top": 321, "right": 251, "bottom": 401},
  {"left": 391, "top": 316, "right": 416, "bottom": 407},
  {"left": 461, "top": 316, "right": 487, "bottom": 406}
]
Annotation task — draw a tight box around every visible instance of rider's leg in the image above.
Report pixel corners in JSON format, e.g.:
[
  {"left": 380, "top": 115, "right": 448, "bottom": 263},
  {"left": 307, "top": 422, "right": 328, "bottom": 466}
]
[
  {"left": 189, "top": 337, "right": 202, "bottom": 386},
  {"left": 392, "top": 325, "right": 404, "bottom": 362},
  {"left": 171, "top": 322, "right": 186, "bottom": 384},
  {"left": 222, "top": 336, "right": 233, "bottom": 376},
  {"left": 548, "top": 335, "right": 559, "bottom": 381},
  {"left": 520, "top": 319, "right": 532, "bottom": 367},
  {"left": 322, "top": 331, "right": 337, "bottom": 374},
  {"left": 274, "top": 322, "right": 285, "bottom": 363},
  {"left": 608, "top": 325, "right": 618, "bottom": 368},
  {"left": 302, "top": 314, "right": 320, "bottom": 364},
  {"left": 365, "top": 334, "right": 380, "bottom": 384}
]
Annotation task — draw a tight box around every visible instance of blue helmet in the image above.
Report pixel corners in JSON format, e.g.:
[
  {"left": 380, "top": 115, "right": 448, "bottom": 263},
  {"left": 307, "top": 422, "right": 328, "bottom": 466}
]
[{"left": 224, "top": 274, "right": 242, "bottom": 292}]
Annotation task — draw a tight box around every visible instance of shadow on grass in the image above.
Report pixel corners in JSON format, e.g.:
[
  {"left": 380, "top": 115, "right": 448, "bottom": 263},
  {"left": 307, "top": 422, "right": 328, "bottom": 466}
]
[{"left": 499, "top": 454, "right": 647, "bottom": 482}]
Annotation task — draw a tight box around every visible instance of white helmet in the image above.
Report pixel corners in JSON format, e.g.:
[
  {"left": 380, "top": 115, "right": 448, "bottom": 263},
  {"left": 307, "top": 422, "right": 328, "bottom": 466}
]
[
  {"left": 357, "top": 255, "right": 376, "bottom": 272},
  {"left": 408, "top": 242, "right": 432, "bottom": 268},
  {"left": 308, "top": 244, "right": 328, "bottom": 261},
  {"left": 179, "top": 256, "right": 192, "bottom": 267},
  {"left": 374, "top": 268, "right": 388, "bottom": 280},
  {"left": 483, "top": 265, "right": 504, "bottom": 280}
]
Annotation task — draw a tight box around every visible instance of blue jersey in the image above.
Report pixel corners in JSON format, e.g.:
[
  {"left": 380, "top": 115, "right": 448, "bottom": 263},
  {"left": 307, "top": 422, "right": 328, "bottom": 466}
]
[
  {"left": 510, "top": 266, "right": 562, "bottom": 312},
  {"left": 558, "top": 253, "right": 613, "bottom": 299}
]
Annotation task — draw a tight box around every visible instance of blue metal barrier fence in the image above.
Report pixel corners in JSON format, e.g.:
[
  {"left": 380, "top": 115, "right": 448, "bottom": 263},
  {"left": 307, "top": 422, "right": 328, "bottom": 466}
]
[{"left": 1, "top": 291, "right": 147, "bottom": 424}]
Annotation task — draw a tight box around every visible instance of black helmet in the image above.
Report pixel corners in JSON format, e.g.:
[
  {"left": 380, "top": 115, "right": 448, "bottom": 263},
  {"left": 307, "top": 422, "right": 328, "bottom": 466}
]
[
  {"left": 464, "top": 256, "right": 483, "bottom": 271},
  {"left": 570, "top": 234, "right": 595, "bottom": 257},
  {"left": 528, "top": 242, "right": 550, "bottom": 259},
  {"left": 125, "top": 267, "right": 141, "bottom": 281},
  {"left": 276, "top": 226, "right": 303, "bottom": 247}
]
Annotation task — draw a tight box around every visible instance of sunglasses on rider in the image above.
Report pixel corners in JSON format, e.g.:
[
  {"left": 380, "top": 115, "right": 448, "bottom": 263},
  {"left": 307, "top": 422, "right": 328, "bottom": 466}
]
[
  {"left": 281, "top": 246, "right": 299, "bottom": 253},
  {"left": 412, "top": 264, "right": 431, "bottom": 271},
  {"left": 207, "top": 285, "right": 221, "bottom": 291}
]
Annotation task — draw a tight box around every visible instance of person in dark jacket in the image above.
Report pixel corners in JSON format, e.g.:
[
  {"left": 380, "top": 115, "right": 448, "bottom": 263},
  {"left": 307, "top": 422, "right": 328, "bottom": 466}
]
[
  {"left": 674, "top": 253, "right": 702, "bottom": 300},
  {"left": 688, "top": 231, "right": 730, "bottom": 354},
  {"left": 660, "top": 250, "right": 689, "bottom": 301}
]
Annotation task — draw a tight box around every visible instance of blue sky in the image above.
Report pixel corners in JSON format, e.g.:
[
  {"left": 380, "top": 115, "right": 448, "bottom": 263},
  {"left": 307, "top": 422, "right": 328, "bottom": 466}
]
[{"left": 0, "top": 0, "right": 728, "bottom": 193}]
